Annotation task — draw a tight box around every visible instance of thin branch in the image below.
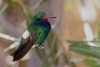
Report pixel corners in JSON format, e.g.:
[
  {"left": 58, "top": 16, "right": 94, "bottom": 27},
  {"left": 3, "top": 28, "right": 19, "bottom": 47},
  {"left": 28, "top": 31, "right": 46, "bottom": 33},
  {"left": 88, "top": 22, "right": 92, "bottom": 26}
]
[
  {"left": 51, "top": 17, "right": 61, "bottom": 29},
  {"left": 0, "top": 0, "right": 2, "bottom": 7},
  {"left": 33, "top": 0, "right": 48, "bottom": 9},
  {"left": 0, "top": 33, "right": 21, "bottom": 52},
  {"left": 80, "top": 0, "right": 96, "bottom": 46},
  {"left": 4, "top": 41, "right": 20, "bottom": 52},
  {"left": 0, "top": 33, "right": 20, "bottom": 42},
  {"left": 81, "top": 0, "right": 94, "bottom": 41},
  {"left": 50, "top": 30, "right": 74, "bottom": 67},
  {"left": 15, "top": 0, "right": 32, "bottom": 25},
  {"left": 0, "top": 3, "right": 8, "bottom": 14}
]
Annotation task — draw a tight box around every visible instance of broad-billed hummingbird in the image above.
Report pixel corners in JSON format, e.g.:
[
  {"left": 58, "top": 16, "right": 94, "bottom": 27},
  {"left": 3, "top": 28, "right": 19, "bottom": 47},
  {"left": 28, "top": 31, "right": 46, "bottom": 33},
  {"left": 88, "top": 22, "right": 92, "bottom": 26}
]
[{"left": 11, "top": 11, "right": 56, "bottom": 61}]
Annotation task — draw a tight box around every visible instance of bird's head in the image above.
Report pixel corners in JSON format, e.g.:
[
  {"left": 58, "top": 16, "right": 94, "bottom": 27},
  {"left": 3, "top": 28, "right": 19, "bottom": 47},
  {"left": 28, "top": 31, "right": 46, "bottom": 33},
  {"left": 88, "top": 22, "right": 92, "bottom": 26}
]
[{"left": 33, "top": 11, "right": 56, "bottom": 21}]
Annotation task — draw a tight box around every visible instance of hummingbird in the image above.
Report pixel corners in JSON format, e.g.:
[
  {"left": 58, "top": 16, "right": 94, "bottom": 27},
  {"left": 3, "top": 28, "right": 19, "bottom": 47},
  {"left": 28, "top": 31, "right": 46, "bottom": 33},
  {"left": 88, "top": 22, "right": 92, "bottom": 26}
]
[{"left": 11, "top": 11, "right": 56, "bottom": 61}]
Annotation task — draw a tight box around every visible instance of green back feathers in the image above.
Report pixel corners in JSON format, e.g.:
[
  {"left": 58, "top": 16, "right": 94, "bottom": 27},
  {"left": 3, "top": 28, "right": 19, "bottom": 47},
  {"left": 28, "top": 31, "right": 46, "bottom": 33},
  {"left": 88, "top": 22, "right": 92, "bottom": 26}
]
[{"left": 33, "top": 11, "right": 47, "bottom": 21}]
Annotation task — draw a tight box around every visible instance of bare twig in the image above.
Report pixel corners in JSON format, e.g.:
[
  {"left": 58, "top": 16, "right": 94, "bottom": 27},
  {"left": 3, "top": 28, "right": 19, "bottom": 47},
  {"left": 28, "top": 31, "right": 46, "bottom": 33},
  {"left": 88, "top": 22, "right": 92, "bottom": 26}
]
[
  {"left": 80, "top": 0, "right": 96, "bottom": 46},
  {"left": 51, "top": 17, "right": 61, "bottom": 29},
  {"left": 0, "top": 33, "right": 19, "bottom": 42},
  {"left": 33, "top": 0, "right": 47, "bottom": 9},
  {"left": 0, "top": 0, "right": 2, "bottom": 7},
  {"left": 0, "top": 33, "right": 21, "bottom": 52},
  {"left": 4, "top": 41, "right": 20, "bottom": 52},
  {"left": 0, "top": 3, "right": 8, "bottom": 14},
  {"left": 81, "top": 0, "right": 94, "bottom": 41},
  {"left": 50, "top": 30, "right": 73, "bottom": 67}
]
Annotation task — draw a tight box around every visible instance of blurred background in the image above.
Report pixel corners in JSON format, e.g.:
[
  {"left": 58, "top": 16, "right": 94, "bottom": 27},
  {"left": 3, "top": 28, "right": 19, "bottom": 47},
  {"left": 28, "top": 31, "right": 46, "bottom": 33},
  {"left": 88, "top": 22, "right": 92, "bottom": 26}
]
[{"left": 0, "top": 0, "right": 100, "bottom": 67}]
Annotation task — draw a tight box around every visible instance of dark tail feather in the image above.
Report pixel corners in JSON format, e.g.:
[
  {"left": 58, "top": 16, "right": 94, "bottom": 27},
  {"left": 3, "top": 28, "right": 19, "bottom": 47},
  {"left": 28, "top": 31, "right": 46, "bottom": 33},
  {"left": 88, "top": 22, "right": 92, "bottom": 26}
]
[
  {"left": 11, "top": 37, "right": 34, "bottom": 61},
  {"left": 11, "top": 44, "right": 26, "bottom": 61}
]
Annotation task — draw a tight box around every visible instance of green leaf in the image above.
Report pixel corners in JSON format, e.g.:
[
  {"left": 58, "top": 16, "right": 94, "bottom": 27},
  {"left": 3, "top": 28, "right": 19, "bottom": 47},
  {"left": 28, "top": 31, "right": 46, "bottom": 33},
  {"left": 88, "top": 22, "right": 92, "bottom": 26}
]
[
  {"left": 97, "top": 22, "right": 100, "bottom": 41},
  {"left": 69, "top": 43, "right": 100, "bottom": 58},
  {"left": 90, "top": 39, "right": 100, "bottom": 46},
  {"left": 41, "top": 32, "right": 58, "bottom": 67},
  {"left": 34, "top": 0, "right": 47, "bottom": 8},
  {"left": 84, "top": 59, "right": 100, "bottom": 67},
  {"left": 4, "top": 0, "right": 32, "bottom": 25},
  {"left": 35, "top": 49, "right": 47, "bottom": 60}
]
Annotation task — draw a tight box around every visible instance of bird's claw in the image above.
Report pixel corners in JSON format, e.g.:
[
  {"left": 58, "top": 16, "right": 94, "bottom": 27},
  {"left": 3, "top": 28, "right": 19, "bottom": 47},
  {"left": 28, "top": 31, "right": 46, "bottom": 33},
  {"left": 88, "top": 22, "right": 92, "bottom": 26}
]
[
  {"left": 32, "top": 44, "right": 38, "bottom": 48},
  {"left": 33, "top": 45, "right": 44, "bottom": 49},
  {"left": 38, "top": 46, "right": 44, "bottom": 49}
]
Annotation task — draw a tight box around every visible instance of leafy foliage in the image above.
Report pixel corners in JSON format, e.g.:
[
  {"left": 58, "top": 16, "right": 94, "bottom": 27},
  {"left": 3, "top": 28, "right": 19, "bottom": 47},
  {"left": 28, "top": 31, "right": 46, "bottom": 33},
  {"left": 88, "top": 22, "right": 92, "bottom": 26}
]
[
  {"left": 84, "top": 59, "right": 100, "bottom": 67},
  {"left": 69, "top": 43, "right": 100, "bottom": 59}
]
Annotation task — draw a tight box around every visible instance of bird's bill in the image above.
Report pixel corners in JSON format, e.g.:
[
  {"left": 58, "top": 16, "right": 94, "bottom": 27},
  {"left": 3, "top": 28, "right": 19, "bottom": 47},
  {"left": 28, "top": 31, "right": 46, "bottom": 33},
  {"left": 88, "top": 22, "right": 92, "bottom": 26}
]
[
  {"left": 47, "top": 16, "right": 57, "bottom": 18},
  {"left": 42, "top": 16, "right": 56, "bottom": 20}
]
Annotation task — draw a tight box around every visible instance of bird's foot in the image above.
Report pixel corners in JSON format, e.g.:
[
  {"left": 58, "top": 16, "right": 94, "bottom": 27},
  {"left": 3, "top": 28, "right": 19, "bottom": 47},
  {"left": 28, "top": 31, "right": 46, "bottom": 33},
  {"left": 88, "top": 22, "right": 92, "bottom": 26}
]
[
  {"left": 38, "top": 46, "right": 44, "bottom": 49},
  {"left": 33, "top": 45, "right": 44, "bottom": 49},
  {"left": 32, "top": 44, "right": 38, "bottom": 48}
]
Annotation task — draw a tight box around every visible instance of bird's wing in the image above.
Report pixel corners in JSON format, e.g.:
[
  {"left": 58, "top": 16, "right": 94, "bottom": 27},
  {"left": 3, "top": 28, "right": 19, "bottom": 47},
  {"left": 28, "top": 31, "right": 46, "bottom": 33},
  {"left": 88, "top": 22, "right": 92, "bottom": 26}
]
[
  {"left": 11, "top": 27, "right": 42, "bottom": 61},
  {"left": 35, "top": 30, "right": 46, "bottom": 45}
]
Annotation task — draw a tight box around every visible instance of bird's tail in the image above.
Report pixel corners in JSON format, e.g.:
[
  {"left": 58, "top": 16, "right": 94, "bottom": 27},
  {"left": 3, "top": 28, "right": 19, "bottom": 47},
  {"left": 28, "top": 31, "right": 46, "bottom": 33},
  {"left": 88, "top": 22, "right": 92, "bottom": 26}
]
[{"left": 11, "top": 37, "right": 34, "bottom": 61}]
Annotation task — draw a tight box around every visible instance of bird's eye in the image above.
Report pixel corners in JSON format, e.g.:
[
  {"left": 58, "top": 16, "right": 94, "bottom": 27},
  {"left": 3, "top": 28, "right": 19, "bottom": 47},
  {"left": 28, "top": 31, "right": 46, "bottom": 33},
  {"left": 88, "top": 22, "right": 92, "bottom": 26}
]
[{"left": 37, "top": 18, "right": 41, "bottom": 20}]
